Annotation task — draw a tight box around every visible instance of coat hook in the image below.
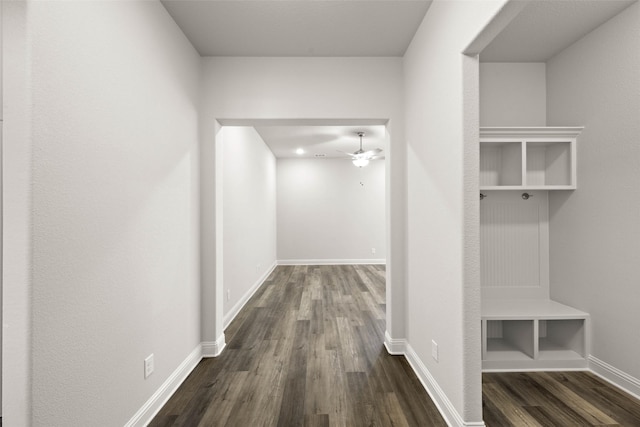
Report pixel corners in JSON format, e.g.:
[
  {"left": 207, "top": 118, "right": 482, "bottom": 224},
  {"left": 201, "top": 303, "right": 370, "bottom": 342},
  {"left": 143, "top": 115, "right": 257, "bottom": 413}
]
[
  {"left": 480, "top": 193, "right": 487, "bottom": 200},
  {"left": 522, "top": 192, "right": 533, "bottom": 200}
]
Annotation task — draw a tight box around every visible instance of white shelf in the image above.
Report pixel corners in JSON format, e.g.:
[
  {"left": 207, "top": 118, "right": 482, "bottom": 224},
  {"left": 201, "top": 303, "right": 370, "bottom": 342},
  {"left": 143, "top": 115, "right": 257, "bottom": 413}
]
[
  {"left": 538, "top": 341, "right": 584, "bottom": 361},
  {"left": 485, "top": 339, "right": 534, "bottom": 361},
  {"left": 481, "top": 299, "right": 589, "bottom": 371},
  {"left": 480, "top": 127, "right": 584, "bottom": 138},
  {"left": 480, "top": 127, "right": 581, "bottom": 190},
  {"left": 482, "top": 299, "right": 589, "bottom": 320},
  {"left": 479, "top": 185, "right": 576, "bottom": 191}
]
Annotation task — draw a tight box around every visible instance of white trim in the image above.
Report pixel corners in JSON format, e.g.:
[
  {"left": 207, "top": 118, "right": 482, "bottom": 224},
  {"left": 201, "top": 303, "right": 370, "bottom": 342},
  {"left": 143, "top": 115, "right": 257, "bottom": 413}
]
[
  {"left": 223, "top": 261, "right": 277, "bottom": 329},
  {"left": 277, "top": 259, "right": 386, "bottom": 266},
  {"left": 483, "top": 368, "right": 588, "bottom": 373},
  {"left": 202, "top": 334, "right": 226, "bottom": 358},
  {"left": 479, "top": 126, "right": 583, "bottom": 139},
  {"left": 383, "top": 331, "right": 406, "bottom": 355},
  {"left": 589, "top": 355, "right": 640, "bottom": 400},
  {"left": 404, "top": 344, "right": 485, "bottom": 427},
  {"left": 124, "top": 344, "right": 202, "bottom": 427}
]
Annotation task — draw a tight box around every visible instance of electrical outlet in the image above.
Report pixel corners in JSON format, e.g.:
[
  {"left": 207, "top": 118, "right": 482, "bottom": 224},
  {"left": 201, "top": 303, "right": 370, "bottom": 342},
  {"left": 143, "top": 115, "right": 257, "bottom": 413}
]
[
  {"left": 371, "top": 248, "right": 376, "bottom": 254},
  {"left": 144, "top": 354, "right": 154, "bottom": 379},
  {"left": 431, "top": 340, "right": 439, "bottom": 362},
  {"left": 226, "top": 289, "right": 230, "bottom": 301}
]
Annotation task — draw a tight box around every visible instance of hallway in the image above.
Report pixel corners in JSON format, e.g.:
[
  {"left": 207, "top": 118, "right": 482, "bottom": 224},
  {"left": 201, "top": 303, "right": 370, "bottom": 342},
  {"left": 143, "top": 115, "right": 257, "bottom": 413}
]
[{"left": 150, "top": 265, "right": 447, "bottom": 426}]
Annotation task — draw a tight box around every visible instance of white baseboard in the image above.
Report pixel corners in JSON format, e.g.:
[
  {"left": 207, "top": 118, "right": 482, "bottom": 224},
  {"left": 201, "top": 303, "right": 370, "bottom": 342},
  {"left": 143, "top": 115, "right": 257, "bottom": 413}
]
[
  {"left": 124, "top": 344, "right": 202, "bottom": 427},
  {"left": 383, "top": 331, "right": 407, "bottom": 355},
  {"left": 589, "top": 355, "right": 640, "bottom": 400},
  {"left": 223, "top": 261, "right": 277, "bottom": 330},
  {"left": 277, "top": 259, "right": 386, "bottom": 266},
  {"left": 403, "top": 344, "right": 485, "bottom": 427},
  {"left": 383, "top": 336, "right": 479, "bottom": 426},
  {"left": 483, "top": 367, "right": 588, "bottom": 373},
  {"left": 202, "top": 333, "right": 226, "bottom": 358}
]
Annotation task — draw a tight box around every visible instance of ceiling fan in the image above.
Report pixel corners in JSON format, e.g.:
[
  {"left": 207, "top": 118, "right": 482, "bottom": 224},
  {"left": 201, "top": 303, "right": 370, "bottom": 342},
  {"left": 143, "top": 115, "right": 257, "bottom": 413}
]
[{"left": 340, "top": 132, "right": 383, "bottom": 167}]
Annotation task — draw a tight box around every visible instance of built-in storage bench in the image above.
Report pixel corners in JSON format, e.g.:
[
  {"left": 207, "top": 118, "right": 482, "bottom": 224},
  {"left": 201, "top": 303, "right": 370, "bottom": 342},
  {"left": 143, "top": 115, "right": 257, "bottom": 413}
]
[
  {"left": 479, "top": 127, "right": 588, "bottom": 371},
  {"left": 481, "top": 299, "right": 589, "bottom": 371}
]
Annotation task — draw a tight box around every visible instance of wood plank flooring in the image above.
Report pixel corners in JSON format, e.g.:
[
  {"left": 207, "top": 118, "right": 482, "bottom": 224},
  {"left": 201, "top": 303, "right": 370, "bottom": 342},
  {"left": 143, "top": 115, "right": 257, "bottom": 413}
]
[
  {"left": 483, "top": 371, "right": 640, "bottom": 426},
  {"left": 150, "top": 265, "right": 447, "bottom": 427},
  {"left": 150, "top": 264, "right": 640, "bottom": 426}
]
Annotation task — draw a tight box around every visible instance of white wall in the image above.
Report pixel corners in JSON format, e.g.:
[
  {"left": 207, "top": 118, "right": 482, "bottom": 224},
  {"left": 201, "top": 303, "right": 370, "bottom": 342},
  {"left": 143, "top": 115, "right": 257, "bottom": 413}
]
[
  {"left": 3, "top": 1, "right": 202, "bottom": 425},
  {"left": 403, "top": 1, "right": 507, "bottom": 423},
  {"left": 0, "top": 2, "right": 4, "bottom": 415},
  {"left": 4, "top": 2, "right": 36, "bottom": 423},
  {"left": 547, "top": 3, "right": 640, "bottom": 386},
  {"left": 277, "top": 158, "right": 385, "bottom": 263},
  {"left": 199, "top": 57, "right": 406, "bottom": 345},
  {"left": 222, "top": 126, "right": 277, "bottom": 319},
  {"left": 480, "top": 62, "right": 546, "bottom": 126}
]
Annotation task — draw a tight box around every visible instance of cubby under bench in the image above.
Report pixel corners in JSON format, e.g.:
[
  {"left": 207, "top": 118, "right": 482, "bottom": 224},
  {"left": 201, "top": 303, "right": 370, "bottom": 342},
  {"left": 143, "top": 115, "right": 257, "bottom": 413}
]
[{"left": 481, "top": 299, "right": 590, "bottom": 371}]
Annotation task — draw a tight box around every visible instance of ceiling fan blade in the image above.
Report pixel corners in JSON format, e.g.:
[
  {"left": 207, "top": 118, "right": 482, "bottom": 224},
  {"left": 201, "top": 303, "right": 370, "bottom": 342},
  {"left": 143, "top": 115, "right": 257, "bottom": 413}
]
[
  {"left": 361, "top": 148, "right": 383, "bottom": 157},
  {"left": 336, "top": 149, "right": 357, "bottom": 158}
]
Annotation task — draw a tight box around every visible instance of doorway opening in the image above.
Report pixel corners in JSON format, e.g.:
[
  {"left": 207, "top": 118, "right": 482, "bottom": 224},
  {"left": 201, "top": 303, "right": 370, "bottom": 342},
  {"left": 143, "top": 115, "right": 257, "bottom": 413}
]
[{"left": 204, "top": 118, "right": 396, "bottom": 354}]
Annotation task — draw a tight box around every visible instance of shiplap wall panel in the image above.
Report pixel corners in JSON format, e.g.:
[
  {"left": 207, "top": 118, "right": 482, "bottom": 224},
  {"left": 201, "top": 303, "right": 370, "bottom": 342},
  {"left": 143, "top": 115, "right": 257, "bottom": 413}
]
[
  {"left": 480, "top": 191, "right": 550, "bottom": 299},
  {"left": 481, "top": 202, "right": 540, "bottom": 287},
  {"left": 502, "top": 142, "right": 523, "bottom": 186}
]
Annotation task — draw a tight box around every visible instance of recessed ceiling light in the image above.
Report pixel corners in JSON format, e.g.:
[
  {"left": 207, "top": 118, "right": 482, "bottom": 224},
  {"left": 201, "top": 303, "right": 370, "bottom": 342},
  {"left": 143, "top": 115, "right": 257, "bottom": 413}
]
[{"left": 295, "top": 148, "right": 304, "bottom": 155}]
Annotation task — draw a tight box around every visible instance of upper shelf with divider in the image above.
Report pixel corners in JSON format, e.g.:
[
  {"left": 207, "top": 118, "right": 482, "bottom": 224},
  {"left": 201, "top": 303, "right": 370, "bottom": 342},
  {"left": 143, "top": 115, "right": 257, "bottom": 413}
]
[{"left": 480, "top": 127, "right": 583, "bottom": 190}]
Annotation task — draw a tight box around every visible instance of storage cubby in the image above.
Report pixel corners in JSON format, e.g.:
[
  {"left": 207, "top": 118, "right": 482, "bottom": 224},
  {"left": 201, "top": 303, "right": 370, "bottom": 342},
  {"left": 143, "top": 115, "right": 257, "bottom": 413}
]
[
  {"left": 484, "top": 320, "right": 534, "bottom": 361},
  {"left": 481, "top": 299, "right": 589, "bottom": 371},
  {"left": 538, "top": 319, "right": 585, "bottom": 361},
  {"left": 480, "top": 127, "right": 581, "bottom": 190},
  {"left": 526, "top": 141, "right": 573, "bottom": 187},
  {"left": 480, "top": 141, "right": 522, "bottom": 188}
]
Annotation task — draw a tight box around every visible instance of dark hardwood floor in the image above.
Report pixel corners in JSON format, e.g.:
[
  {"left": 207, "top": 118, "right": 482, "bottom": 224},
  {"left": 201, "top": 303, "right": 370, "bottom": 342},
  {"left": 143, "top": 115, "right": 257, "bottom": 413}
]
[
  {"left": 483, "top": 371, "right": 640, "bottom": 426},
  {"left": 150, "top": 265, "right": 447, "bottom": 427},
  {"left": 150, "top": 264, "right": 640, "bottom": 426}
]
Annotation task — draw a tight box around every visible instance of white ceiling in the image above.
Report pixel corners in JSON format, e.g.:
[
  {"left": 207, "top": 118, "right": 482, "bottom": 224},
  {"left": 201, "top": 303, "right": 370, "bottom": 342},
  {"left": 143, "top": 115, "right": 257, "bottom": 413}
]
[
  {"left": 161, "top": 0, "right": 432, "bottom": 57},
  {"left": 162, "top": 0, "right": 636, "bottom": 157},
  {"left": 480, "top": 0, "right": 636, "bottom": 62},
  {"left": 254, "top": 124, "right": 387, "bottom": 159}
]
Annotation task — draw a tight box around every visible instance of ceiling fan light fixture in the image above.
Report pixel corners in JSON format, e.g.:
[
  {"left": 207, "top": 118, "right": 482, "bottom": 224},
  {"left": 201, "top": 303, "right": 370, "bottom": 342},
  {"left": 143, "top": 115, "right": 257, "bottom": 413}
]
[
  {"left": 352, "top": 157, "right": 369, "bottom": 168},
  {"left": 352, "top": 132, "right": 369, "bottom": 168}
]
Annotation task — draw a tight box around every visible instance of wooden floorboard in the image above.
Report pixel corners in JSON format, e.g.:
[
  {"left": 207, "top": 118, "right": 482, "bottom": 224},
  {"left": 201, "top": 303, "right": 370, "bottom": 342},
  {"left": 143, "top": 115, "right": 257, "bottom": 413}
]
[
  {"left": 150, "top": 264, "right": 640, "bottom": 426},
  {"left": 150, "top": 265, "right": 447, "bottom": 427},
  {"left": 483, "top": 371, "right": 640, "bottom": 426}
]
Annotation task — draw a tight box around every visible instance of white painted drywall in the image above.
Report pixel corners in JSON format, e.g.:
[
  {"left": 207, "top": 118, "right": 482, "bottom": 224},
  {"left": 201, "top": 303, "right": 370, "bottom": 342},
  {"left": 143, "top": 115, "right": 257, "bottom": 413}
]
[
  {"left": 0, "top": 122, "right": 3, "bottom": 417},
  {"left": 3, "top": 2, "right": 33, "bottom": 423},
  {"left": 277, "top": 158, "right": 385, "bottom": 263},
  {"left": 403, "top": 0, "right": 507, "bottom": 423},
  {"left": 480, "top": 62, "right": 547, "bottom": 126},
  {"left": 0, "top": 1, "right": 4, "bottom": 414},
  {"left": 547, "top": 2, "right": 640, "bottom": 382},
  {"left": 222, "top": 126, "right": 277, "bottom": 317},
  {"left": 199, "top": 57, "right": 406, "bottom": 343},
  {"left": 4, "top": 1, "right": 202, "bottom": 425}
]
